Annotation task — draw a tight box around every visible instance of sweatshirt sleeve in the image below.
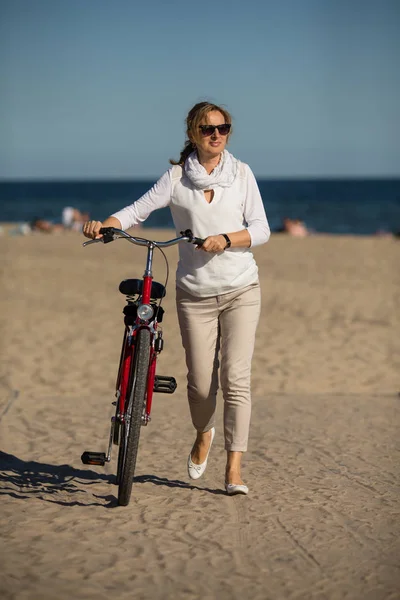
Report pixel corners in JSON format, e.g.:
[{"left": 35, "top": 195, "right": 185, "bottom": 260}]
[
  {"left": 111, "top": 169, "right": 172, "bottom": 230},
  {"left": 243, "top": 164, "right": 271, "bottom": 247}
]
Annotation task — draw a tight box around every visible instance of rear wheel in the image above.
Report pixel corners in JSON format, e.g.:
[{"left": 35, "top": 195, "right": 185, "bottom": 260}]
[{"left": 118, "top": 328, "right": 151, "bottom": 506}]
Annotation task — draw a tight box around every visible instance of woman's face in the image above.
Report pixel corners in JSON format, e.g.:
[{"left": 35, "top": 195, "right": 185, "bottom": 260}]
[{"left": 193, "top": 110, "right": 230, "bottom": 161}]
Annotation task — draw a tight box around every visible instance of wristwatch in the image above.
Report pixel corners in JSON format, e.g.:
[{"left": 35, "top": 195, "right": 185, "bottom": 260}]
[{"left": 221, "top": 233, "right": 231, "bottom": 249}]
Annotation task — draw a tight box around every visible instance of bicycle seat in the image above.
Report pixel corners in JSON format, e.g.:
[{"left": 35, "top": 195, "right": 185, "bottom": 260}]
[{"left": 119, "top": 278, "right": 166, "bottom": 299}]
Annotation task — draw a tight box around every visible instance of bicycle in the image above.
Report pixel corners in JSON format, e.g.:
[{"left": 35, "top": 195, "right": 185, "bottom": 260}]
[{"left": 81, "top": 227, "right": 204, "bottom": 506}]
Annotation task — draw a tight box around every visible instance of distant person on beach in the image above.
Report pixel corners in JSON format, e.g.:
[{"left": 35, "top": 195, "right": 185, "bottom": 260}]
[
  {"left": 83, "top": 101, "right": 270, "bottom": 496},
  {"left": 30, "top": 218, "right": 64, "bottom": 233},
  {"left": 62, "top": 207, "right": 89, "bottom": 231},
  {"left": 275, "top": 217, "right": 309, "bottom": 237},
  {"left": 28, "top": 207, "right": 89, "bottom": 234}
]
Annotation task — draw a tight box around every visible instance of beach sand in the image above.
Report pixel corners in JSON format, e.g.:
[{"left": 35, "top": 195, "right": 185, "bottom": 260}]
[{"left": 0, "top": 230, "right": 399, "bottom": 599}]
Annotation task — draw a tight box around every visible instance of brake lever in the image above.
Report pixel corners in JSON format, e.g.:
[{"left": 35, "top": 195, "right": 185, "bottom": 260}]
[{"left": 82, "top": 238, "right": 104, "bottom": 247}]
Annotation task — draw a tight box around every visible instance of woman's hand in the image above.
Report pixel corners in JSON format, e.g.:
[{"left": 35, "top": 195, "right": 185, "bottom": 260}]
[
  {"left": 82, "top": 220, "right": 103, "bottom": 239},
  {"left": 199, "top": 234, "right": 228, "bottom": 253}
]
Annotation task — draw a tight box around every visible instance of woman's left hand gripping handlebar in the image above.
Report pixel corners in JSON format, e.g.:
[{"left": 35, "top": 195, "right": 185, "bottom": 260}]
[{"left": 82, "top": 220, "right": 104, "bottom": 239}]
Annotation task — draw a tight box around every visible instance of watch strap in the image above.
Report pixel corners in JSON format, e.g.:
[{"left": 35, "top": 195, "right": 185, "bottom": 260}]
[{"left": 221, "top": 233, "right": 231, "bottom": 249}]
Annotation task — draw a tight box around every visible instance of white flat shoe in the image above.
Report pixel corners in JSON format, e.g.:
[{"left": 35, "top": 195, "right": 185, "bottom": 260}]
[
  {"left": 225, "top": 483, "right": 249, "bottom": 496},
  {"left": 187, "top": 427, "right": 215, "bottom": 480}
]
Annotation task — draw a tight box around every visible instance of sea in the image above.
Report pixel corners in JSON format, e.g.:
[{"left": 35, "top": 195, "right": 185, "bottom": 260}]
[{"left": 1, "top": 178, "right": 399, "bottom": 236}]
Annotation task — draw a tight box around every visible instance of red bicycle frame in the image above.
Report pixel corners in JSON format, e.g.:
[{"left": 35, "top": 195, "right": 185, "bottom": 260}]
[
  {"left": 116, "top": 245, "right": 158, "bottom": 426},
  {"left": 140, "top": 273, "right": 156, "bottom": 422}
]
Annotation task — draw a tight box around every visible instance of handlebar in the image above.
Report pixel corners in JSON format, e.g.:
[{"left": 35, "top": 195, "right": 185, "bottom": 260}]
[{"left": 82, "top": 227, "right": 205, "bottom": 248}]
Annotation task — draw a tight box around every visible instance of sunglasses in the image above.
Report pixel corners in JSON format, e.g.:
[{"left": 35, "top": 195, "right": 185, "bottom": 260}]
[{"left": 199, "top": 124, "right": 231, "bottom": 137}]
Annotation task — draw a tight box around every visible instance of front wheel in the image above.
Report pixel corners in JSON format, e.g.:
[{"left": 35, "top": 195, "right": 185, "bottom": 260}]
[{"left": 118, "top": 328, "right": 151, "bottom": 506}]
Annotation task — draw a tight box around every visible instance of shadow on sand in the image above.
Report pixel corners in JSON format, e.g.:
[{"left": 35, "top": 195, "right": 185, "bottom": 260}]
[
  {"left": 134, "top": 474, "right": 226, "bottom": 495},
  {"left": 0, "top": 452, "right": 225, "bottom": 507},
  {"left": 0, "top": 450, "right": 117, "bottom": 507}
]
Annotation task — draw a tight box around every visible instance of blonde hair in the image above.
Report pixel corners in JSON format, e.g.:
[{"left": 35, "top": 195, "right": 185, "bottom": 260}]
[{"left": 170, "top": 101, "right": 233, "bottom": 166}]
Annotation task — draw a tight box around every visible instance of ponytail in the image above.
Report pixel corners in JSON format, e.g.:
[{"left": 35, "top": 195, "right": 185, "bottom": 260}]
[{"left": 169, "top": 141, "right": 195, "bottom": 166}]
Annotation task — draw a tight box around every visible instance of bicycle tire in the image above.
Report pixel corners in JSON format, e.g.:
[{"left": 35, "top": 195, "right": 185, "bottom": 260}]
[
  {"left": 115, "top": 338, "right": 133, "bottom": 485},
  {"left": 118, "top": 327, "right": 151, "bottom": 506}
]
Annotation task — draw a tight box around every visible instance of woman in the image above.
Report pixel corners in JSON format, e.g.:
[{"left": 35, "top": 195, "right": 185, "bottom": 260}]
[{"left": 83, "top": 101, "right": 270, "bottom": 495}]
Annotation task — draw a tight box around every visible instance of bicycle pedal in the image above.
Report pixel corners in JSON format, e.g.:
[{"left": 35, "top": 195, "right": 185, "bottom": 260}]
[
  {"left": 154, "top": 375, "right": 177, "bottom": 394},
  {"left": 81, "top": 451, "right": 106, "bottom": 466}
]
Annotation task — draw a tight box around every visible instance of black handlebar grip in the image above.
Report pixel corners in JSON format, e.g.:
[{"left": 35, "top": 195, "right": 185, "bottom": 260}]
[
  {"left": 193, "top": 237, "right": 205, "bottom": 247},
  {"left": 180, "top": 229, "right": 205, "bottom": 247},
  {"left": 99, "top": 227, "right": 116, "bottom": 243}
]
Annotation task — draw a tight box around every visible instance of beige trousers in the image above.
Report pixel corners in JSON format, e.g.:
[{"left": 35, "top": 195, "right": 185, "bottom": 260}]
[{"left": 176, "top": 281, "right": 261, "bottom": 452}]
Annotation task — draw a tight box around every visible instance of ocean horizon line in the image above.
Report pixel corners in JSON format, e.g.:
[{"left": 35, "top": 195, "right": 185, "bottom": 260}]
[{"left": 1, "top": 175, "right": 400, "bottom": 183}]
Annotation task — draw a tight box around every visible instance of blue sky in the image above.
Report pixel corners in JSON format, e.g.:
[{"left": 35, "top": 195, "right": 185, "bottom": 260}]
[{"left": 1, "top": 0, "right": 399, "bottom": 179}]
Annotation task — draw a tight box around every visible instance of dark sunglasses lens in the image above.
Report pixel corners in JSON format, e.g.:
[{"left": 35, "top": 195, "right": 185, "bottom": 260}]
[
  {"left": 200, "top": 124, "right": 231, "bottom": 136},
  {"left": 217, "top": 124, "right": 231, "bottom": 135},
  {"left": 200, "top": 126, "right": 215, "bottom": 136}
]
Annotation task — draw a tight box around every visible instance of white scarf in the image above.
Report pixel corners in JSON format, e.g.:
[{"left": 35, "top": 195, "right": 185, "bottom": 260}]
[{"left": 184, "top": 150, "right": 238, "bottom": 190}]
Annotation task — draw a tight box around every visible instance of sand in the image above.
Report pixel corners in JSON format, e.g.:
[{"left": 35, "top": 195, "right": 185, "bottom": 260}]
[{"left": 0, "top": 229, "right": 399, "bottom": 600}]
